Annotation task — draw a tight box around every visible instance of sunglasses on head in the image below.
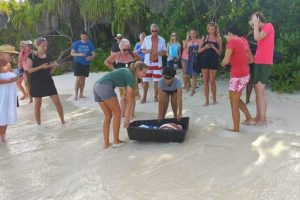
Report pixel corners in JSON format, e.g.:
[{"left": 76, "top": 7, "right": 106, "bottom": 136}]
[
  {"left": 171, "top": 34, "right": 177, "bottom": 37},
  {"left": 122, "top": 49, "right": 130, "bottom": 52},
  {"left": 151, "top": 30, "right": 158, "bottom": 33}
]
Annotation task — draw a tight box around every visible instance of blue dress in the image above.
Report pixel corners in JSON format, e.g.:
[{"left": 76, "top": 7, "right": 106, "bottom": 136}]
[{"left": 186, "top": 42, "right": 199, "bottom": 76}]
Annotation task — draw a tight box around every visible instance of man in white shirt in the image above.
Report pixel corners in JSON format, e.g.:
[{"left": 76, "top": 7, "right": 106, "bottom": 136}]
[{"left": 141, "top": 24, "right": 166, "bottom": 103}]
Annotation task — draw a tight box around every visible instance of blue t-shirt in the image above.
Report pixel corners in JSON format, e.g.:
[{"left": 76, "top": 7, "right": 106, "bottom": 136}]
[
  {"left": 158, "top": 77, "right": 182, "bottom": 91},
  {"left": 168, "top": 43, "right": 181, "bottom": 60},
  {"left": 72, "top": 40, "right": 96, "bottom": 65},
  {"left": 134, "top": 42, "right": 145, "bottom": 62}
]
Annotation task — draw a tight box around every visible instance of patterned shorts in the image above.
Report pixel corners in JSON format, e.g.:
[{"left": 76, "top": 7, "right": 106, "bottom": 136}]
[
  {"left": 229, "top": 75, "right": 250, "bottom": 92},
  {"left": 142, "top": 61, "right": 163, "bottom": 82}
]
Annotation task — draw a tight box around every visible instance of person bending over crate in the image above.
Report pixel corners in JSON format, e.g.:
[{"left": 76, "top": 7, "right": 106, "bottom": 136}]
[
  {"left": 157, "top": 67, "right": 183, "bottom": 121},
  {"left": 93, "top": 61, "right": 148, "bottom": 149}
]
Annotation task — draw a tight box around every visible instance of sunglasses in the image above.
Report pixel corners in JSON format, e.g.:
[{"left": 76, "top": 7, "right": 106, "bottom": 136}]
[
  {"left": 171, "top": 35, "right": 177, "bottom": 37},
  {"left": 151, "top": 30, "right": 158, "bottom": 33},
  {"left": 164, "top": 76, "right": 173, "bottom": 80},
  {"left": 117, "top": 37, "right": 122, "bottom": 39},
  {"left": 122, "top": 49, "right": 131, "bottom": 52}
]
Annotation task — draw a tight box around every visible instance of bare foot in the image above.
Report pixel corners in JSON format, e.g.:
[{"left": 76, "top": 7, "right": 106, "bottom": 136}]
[
  {"left": 103, "top": 143, "right": 111, "bottom": 149},
  {"left": 190, "top": 90, "right": 195, "bottom": 96},
  {"left": 242, "top": 119, "right": 256, "bottom": 125},
  {"left": 225, "top": 128, "right": 239, "bottom": 132},
  {"left": 28, "top": 99, "right": 33, "bottom": 104},
  {"left": 255, "top": 121, "right": 267, "bottom": 126},
  {"left": 20, "top": 96, "right": 26, "bottom": 100},
  {"left": 154, "top": 97, "right": 158, "bottom": 102},
  {"left": 203, "top": 102, "right": 209, "bottom": 107},
  {"left": 74, "top": 96, "right": 78, "bottom": 100},
  {"left": 140, "top": 99, "right": 146, "bottom": 104},
  {"left": 79, "top": 95, "right": 87, "bottom": 98},
  {"left": 212, "top": 101, "right": 217, "bottom": 105}
]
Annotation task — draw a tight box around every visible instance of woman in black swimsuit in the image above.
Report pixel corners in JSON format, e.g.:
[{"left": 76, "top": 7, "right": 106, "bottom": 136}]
[
  {"left": 199, "top": 22, "right": 223, "bottom": 106},
  {"left": 104, "top": 39, "right": 141, "bottom": 119}
]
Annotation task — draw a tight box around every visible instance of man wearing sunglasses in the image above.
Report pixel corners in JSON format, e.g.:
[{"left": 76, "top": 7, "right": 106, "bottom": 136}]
[
  {"left": 141, "top": 24, "right": 166, "bottom": 103},
  {"left": 157, "top": 68, "right": 183, "bottom": 121}
]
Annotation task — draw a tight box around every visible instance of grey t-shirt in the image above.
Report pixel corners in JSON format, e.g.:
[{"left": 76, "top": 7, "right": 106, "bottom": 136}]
[{"left": 158, "top": 77, "right": 182, "bottom": 91}]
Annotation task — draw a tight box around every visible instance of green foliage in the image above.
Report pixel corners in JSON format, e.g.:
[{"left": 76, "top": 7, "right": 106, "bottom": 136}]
[{"left": 90, "top": 48, "right": 111, "bottom": 72}]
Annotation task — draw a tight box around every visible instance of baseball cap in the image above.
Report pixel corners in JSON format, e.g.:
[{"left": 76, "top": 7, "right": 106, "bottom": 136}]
[
  {"left": 0, "top": 44, "right": 19, "bottom": 54},
  {"left": 116, "top": 33, "right": 123, "bottom": 39},
  {"left": 163, "top": 67, "right": 176, "bottom": 80}
]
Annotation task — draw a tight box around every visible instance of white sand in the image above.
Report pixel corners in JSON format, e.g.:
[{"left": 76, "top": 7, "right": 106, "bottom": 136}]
[{"left": 0, "top": 71, "right": 300, "bottom": 200}]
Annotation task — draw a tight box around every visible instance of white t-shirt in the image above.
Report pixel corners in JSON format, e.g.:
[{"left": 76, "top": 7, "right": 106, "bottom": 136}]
[{"left": 141, "top": 35, "right": 167, "bottom": 66}]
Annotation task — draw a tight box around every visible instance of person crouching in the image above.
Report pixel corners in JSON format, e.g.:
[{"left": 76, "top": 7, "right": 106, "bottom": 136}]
[{"left": 157, "top": 67, "right": 183, "bottom": 121}]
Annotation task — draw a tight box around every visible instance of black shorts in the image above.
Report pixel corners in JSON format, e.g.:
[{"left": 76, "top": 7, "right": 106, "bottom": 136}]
[{"left": 74, "top": 62, "right": 90, "bottom": 77}]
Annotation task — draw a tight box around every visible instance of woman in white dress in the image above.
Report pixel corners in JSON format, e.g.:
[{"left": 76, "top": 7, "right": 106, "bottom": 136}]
[{"left": 0, "top": 45, "right": 19, "bottom": 142}]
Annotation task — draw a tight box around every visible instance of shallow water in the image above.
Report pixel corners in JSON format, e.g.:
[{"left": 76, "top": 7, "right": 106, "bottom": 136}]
[{"left": 1, "top": 73, "right": 300, "bottom": 200}]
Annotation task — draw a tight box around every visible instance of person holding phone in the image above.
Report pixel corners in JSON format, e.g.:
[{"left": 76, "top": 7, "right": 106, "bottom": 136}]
[
  {"left": 250, "top": 12, "right": 274, "bottom": 126},
  {"left": 26, "top": 37, "right": 65, "bottom": 125},
  {"left": 71, "top": 30, "right": 96, "bottom": 100}
]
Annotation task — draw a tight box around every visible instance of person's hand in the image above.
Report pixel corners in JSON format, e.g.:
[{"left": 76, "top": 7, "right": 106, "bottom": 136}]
[
  {"left": 177, "top": 113, "right": 182, "bottom": 121},
  {"left": 41, "top": 63, "right": 50, "bottom": 69},
  {"left": 124, "top": 117, "right": 130, "bottom": 128},
  {"left": 210, "top": 44, "right": 216, "bottom": 50},
  {"left": 204, "top": 43, "right": 211, "bottom": 49},
  {"left": 157, "top": 114, "right": 164, "bottom": 122},
  {"left": 8, "top": 76, "right": 19, "bottom": 83},
  {"left": 251, "top": 15, "right": 259, "bottom": 26},
  {"left": 221, "top": 60, "right": 227, "bottom": 68}
]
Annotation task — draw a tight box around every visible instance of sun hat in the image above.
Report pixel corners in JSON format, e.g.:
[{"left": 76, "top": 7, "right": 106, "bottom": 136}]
[
  {"left": 116, "top": 33, "right": 123, "bottom": 39},
  {"left": 0, "top": 44, "right": 19, "bottom": 54}
]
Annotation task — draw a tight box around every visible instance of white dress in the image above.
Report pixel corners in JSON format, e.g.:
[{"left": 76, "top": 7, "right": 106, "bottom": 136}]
[{"left": 0, "top": 72, "right": 17, "bottom": 125}]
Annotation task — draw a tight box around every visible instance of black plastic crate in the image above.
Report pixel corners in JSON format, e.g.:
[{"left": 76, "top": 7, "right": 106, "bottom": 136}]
[{"left": 127, "top": 117, "right": 189, "bottom": 142}]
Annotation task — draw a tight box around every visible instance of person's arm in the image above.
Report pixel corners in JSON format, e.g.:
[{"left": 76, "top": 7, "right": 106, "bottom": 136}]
[
  {"left": 199, "top": 37, "right": 209, "bottom": 53},
  {"left": 177, "top": 88, "right": 183, "bottom": 121},
  {"left": 70, "top": 49, "right": 86, "bottom": 57},
  {"left": 86, "top": 51, "right": 96, "bottom": 61},
  {"left": 157, "top": 88, "right": 165, "bottom": 121},
  {"left": 252, "top": 15, "right": 267, "bottom": 41},
  {"left": 104, "top": 53, "right": 117, "bottom": 70},
  {"left": 26, "top": 57, "right": 51, "bottom": 74},
  {"left": 211, "top": 37, "right": 222, "bottom": 55},
  {"left": 0, "top": 76, "right": 20, "bottom": 84},
  {"left": 178, "top": 43, "right": 182, "bottom": 59},
  {"left": 124, "top": 86, "right": 133, "bottom": 128},
  {"left": 166, "top": 42, "right": 170, "bottom": 57},
  {"left": 133, "top": 52, "right": 141, "bottom": 61},
  {"left": 221, "top": 48, "right": 233, "bottom": 67}
]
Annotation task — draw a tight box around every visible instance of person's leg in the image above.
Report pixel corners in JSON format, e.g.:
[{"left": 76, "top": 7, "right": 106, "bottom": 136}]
[
  {"left": 229, "top": 91, "right": 242, "bottom": 132},
  {"left": 190, "top": 75, "right": 197, "bottom": 96},
  {"left": 254, "top": 82, "right": 267, "bottom": 124},
  {"left": 141, "top": 81, "right": 149, "bottom": 103},
  {"left": 99, "top": 102, "right": 113, "bottom": 149},
  {"left": 209, "top": 70, "right": 217, "bottom": 104},
  {"left": 181, "top": 60, "right": 188, "bottom": 89},
  {"left": 0, "top": 125, "right": 8, "bottom": 142},
  {"left": 170, "top": 92, "right": 178, "bottom": 118},
  {"left": 50, "top": 95, "right": 65, "bottom": 124},
  {"left": 246, "top": 78, "right": 253, "bottom": 105},
  {"left": 103, "top": 96, "right": 122, "bottom": 144},
  {"left": 34, "top": 97, "right": 42, "bottom": 125},
  {"left": 154, "top": 81, "right": 159, "bottom": 102},
  {"left": 239, "top": 99, "right": 254, "bottom": 123},
  {"left": 79, "top": 76, "right": 86, "bottom": 98},
  {"left": 74, "top": 76, "right": 81, "bottom": 100},
  {"left": 17, "top": 78, "right": 26, "bottom": 100},
  {"left": 120, "top": 98, "right": 126, "bottom": 117},
  {"left": 201, "top": 69, "right": 209, "bottom": 105},
  {"left": 130, "top": 98, "right": 136, "bottom": 120}
]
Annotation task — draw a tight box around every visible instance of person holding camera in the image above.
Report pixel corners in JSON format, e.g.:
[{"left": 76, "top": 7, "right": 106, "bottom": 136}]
[
  {"left": 166, "top": 32, "right": 181, "bottom": 69},
  {"left": 26, "top": 37, "right": 65, "bottom": 125},
  {"left": 199, "top": 22, "right": 222, "bottom": 106},
  {"left": 249, "top": 12, "right": 274, "bottom": 126}
]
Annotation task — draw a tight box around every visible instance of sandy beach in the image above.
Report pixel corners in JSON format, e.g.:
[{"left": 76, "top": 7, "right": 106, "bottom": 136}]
[{"left": 0, "top": 71, "right": 300, "bottom": 200}]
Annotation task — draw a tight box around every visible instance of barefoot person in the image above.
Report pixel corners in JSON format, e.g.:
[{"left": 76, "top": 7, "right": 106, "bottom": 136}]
[
  {"left": 140, "top": 24, "right": 166, "bottom": 103},
  {"left": 0, "top": 45, "right": 20, "bottom": 142},
  {"left": 71, "top": 30, "right": 96, "bottom": 100},
  {"left": 93, "top": 61, "right": 148, "bottom": 149},
  {"left": 250, "top": 12, "right": 275, "bottom": 126},
  {"left": 26, "top": 37, "right": 65, "bottom": 125},
  {"left": 221, "top": 24, "right": 255, "bottom": 132},
  {"left": 104, "top": 39, "right": 141, "bottom": 119},
  {"left": 158, "top": 67, "right": 183, "bottom": 121},
  {"left": 199, "top": 22, "right": 222, "bottom": 106},
  {"left": 16, "top": 41, "right": 26, "bottom": 100}
]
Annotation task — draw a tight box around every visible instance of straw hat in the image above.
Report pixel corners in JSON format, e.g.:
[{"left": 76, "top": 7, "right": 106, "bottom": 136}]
[{"left": 0, "top": 44, "right": 19, "bottom": 54}]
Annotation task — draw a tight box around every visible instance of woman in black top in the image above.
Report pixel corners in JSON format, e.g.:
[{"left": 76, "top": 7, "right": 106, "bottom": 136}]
[
  {"left": 199, "top": 22, "right": 222, "bottom": 106},
  {"left": 26, "top": 37, "right": 65, "bottom": 125}
]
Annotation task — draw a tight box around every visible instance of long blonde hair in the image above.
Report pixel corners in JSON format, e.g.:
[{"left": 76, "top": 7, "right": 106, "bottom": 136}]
[{"left": 207, "top": 22, "right": 220, "bottom": 37}]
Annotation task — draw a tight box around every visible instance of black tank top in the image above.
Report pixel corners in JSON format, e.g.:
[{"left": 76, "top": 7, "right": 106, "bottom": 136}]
[{"left": 114, "top": 52, "right": 135, "bottom": 69}]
